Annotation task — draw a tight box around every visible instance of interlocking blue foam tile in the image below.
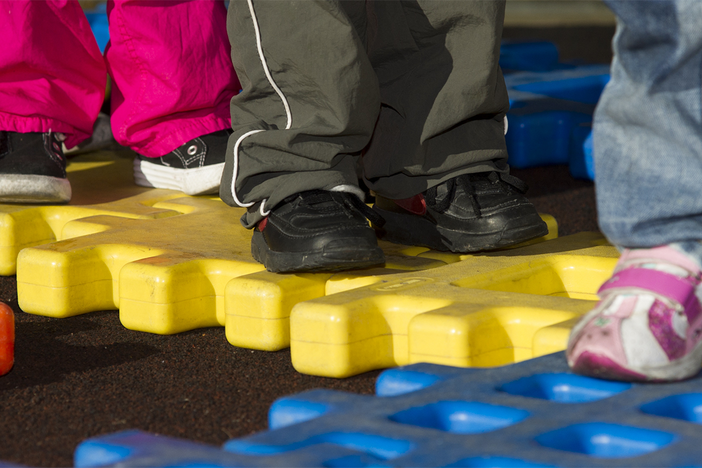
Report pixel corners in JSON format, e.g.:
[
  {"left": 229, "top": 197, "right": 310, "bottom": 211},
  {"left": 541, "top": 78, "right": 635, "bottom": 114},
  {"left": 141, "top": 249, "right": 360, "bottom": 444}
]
[
  {"left": 75, "top": 353, "right": 702, "bottom": 467},
  {"left": 73, "top": 430, "right": 245, "bottom": 468},
  {"left": 73, "top": 429, "right": 396, "bottom": 468},
  {"left": 505, "top": 66, "right": 607, "bottom": 180},
  {"left": 500, "top": 41, "right": 564, "bottom": 72},
  {"left": 568, "top": 125, "right": 594, "bottom": 180},
  {"left": 84, "top": 5, "right": 109, "bottom": 53},
  {"left": 247, "top": 354, "right": 702, "bottom": 467}
]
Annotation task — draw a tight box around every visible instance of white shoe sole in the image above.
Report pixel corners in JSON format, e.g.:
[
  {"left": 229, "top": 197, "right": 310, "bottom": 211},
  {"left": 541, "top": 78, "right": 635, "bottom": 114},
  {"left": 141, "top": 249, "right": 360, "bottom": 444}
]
[
  {"left": 0, "top": 174, "right": 71, "bottom": 204},
  {"left": 133, "top": 158, "right": 224, "bottom": 196}
]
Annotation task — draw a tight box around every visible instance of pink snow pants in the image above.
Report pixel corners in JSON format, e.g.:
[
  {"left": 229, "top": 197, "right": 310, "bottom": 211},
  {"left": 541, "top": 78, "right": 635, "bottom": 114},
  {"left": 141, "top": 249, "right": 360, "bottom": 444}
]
[{"left": 0, "top": 0, "right": 240, "bottom": 157}]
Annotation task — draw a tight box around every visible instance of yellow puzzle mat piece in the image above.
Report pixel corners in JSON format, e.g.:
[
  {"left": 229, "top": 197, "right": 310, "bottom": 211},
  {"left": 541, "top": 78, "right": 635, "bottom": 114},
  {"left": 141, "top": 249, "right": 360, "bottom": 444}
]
[
  {"left": 289, "top": 232, "right": 619, "bottom": 377},
  {"left": 0, "top": 151, "right": 191, "bottom": 275},
  {"left": 7, "top": 151, "right": 584, "bottom": 378}
]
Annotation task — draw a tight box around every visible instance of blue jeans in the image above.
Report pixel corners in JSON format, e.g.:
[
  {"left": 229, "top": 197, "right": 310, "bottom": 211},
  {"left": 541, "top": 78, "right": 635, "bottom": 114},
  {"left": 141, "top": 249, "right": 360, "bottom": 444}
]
[{"left": 595, "top": 0, "right": 702, "bottom": 265}]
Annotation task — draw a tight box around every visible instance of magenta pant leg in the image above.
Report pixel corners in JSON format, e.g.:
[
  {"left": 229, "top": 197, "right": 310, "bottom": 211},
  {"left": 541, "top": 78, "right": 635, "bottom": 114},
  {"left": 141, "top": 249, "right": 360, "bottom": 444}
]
[
  {"left": 106, "top": 0, "right": 240, "bottom": 157},
  {"left": 0, "top": 0, "right": 106, "bottom": 149}
]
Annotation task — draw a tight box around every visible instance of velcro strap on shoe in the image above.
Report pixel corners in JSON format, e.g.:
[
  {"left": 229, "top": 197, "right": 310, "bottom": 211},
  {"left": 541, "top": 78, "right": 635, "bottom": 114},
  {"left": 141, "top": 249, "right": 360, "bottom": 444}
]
[{"left": 599, "top": 268, "right": 701, "bottom": 323}]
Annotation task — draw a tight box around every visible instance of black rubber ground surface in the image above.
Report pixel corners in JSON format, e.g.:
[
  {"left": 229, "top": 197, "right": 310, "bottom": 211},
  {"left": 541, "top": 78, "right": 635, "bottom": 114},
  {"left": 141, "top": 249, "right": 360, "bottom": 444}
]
[{"left": 0, "top": 26, "right": 612, "bottom": 467}]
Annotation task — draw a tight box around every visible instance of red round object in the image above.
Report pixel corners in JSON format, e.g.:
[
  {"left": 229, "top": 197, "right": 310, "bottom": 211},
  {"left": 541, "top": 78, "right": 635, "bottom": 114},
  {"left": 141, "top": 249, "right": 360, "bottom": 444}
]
[{"left": 0, "top": 302, "right": 14, "bottom": 376}]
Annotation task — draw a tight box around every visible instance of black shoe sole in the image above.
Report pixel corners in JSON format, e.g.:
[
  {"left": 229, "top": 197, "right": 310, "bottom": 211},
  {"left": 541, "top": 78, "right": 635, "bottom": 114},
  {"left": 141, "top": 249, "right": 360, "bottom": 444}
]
[
  {"left": 251, "top": 230, "right": 386, "bottom": 273},
  {"left": 372, "top": 206, "right": 549, "bottom": 253}
]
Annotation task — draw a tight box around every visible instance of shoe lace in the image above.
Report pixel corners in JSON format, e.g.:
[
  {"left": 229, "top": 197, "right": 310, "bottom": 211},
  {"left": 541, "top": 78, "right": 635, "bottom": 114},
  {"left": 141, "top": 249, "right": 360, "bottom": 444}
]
[
  {"left": 425, "top": 171, "right": 529, "bottom": 218},
  {"left": 293, "top": 190, "right": 386, "bottom": 227}
]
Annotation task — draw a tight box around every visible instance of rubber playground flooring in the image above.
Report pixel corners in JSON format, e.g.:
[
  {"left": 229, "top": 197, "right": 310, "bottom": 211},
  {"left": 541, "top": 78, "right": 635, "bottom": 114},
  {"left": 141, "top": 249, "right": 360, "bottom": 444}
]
[{"left": 0, "top": 26, "right": 611, "bottom": 468}]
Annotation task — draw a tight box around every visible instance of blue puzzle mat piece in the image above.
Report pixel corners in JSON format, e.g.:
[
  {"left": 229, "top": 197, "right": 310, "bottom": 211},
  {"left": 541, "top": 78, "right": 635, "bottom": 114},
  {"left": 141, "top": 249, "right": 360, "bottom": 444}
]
[
  {"left": 500, "top": 41, "right": 565, "bottom": 73},
  {"left": 84, "top": 4, "right": 109, "bottom": 54},
  {"left": 500, "top": 40, "right": 603, "bottom": 180},
  {"left": 71, "top": 353, "right": 702, "bottom": 467},
  {"left": 568, "top": 124, "right": 594, "bottom": 180},
  {"left": 73, "top": 429, "right": 395, "bottom": 468},
  {"left": 73, "top": 430, "right": 252, "bottom": 468},
  {"left": 505, "top": 65, "right": 608, "bottom": 180}
]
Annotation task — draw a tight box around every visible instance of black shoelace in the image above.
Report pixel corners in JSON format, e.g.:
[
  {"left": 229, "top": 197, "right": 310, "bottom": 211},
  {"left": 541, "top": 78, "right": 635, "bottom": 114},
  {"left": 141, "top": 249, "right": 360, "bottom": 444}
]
[
  {"left": 425, "top": 172, "right": 529, "bottom": 218},
  {"left": 293, "top": 190, "right": 386, "bottom": 228}
]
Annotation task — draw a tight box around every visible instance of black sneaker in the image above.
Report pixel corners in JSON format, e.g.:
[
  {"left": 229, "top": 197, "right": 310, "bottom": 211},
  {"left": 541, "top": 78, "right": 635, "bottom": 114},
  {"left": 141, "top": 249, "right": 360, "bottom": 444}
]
[
  {"left": 133, "top": 129, "right": 231, "bottom": 195},
  {"left": 372, "top": 171, "right": 548, "bottom": 252},
  {"left": 0, "top": 131, "right": 71, "bottom": 204},
  {"left": 251, "top": 190, "right": 386, "bottom": 273}
]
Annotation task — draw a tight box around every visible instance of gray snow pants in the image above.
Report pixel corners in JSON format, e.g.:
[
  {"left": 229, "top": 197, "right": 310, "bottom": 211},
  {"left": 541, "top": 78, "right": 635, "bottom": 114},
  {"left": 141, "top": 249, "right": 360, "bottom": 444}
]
[{"left": 221, "top": 0, "right": 510, "bottom": 228}]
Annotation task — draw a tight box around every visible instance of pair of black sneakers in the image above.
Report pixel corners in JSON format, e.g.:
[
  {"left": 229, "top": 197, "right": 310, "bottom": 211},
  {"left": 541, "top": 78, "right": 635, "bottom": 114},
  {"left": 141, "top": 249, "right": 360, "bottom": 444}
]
[{"left": 251, "top": 171, "right": 548, "bottom": 273}]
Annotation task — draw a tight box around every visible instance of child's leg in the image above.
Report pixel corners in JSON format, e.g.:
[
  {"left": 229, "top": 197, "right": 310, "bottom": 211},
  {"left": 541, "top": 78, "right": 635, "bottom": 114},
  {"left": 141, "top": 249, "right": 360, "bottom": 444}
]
[
  {"left": 221, "top": 0, "right": 379, "bottom": 225},
  {"left": 0, "top": 0, "right": 105, "bottom": 148},
  {"left": 106, "top": 0, "right": 238, "bottom": 157},
  {"left": 567, "top": 0, "right": 702, "bottom": 381},
  {"left": 107, "top": 0, "right": 240, "bottom": 195},
  {"left": 595, "top": 0, "right": 702, "bottom": 249},
  {"left": 220, "top": 0, "right": 385, "bottom": 273},
  {"left": 0, "top": 0, "right": 106, "bottom": 203},
  {"left": 364, "top": 0, "right": 547, "bottom": 253}
]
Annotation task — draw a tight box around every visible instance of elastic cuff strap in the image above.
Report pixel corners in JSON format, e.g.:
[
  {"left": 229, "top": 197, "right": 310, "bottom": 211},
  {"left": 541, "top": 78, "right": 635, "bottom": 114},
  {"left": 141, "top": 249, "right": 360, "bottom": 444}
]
[{"left": 599, "top": 268, "right": 700, "bottom": 323}]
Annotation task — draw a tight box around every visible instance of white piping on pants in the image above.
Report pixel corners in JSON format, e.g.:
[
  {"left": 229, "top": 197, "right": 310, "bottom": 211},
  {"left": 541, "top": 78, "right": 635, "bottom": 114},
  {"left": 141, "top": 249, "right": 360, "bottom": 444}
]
[
  {"left": 230, "top": 0, "right": 293, "bottom": 217},
  {"left": 230, "top": 129, "right": 264, "bottom": 208}
]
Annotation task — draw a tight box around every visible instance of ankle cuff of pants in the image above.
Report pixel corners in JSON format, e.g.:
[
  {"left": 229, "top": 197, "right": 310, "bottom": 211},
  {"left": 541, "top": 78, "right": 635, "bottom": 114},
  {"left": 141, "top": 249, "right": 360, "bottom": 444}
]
[{"left": 330, "top": 184, "right": 365, "bottom": 201}]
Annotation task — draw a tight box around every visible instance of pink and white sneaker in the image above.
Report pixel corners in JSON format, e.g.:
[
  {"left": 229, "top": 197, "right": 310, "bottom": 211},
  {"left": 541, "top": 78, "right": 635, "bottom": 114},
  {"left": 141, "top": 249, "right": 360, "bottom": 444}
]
[{"left": 567, "top": 245, "right": 702, "bottom": 382}]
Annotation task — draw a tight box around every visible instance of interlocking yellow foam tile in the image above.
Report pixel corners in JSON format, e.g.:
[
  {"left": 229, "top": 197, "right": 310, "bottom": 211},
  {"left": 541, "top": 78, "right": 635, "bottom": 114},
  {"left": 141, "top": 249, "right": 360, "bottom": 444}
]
[
  {"left": 223, "top": 217, "right": 558, "bottom": 352},
  {"left": 16, "top": 196, "right": 264, "bottom": 332},
  {"left": 222, "top": 244, "right": 449, "bottom": 351},
  {"left": 12, "top": 150, "right": 562, "bottom": 366},
  {"left": 17, "top": 206, "right": 554, "bottom": 336},
  {"left": 288, "top": 232, "right": 619, "bottom": 378},
  {"left": 0, "top": 151, "right": 185, "bottom": 275}
]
